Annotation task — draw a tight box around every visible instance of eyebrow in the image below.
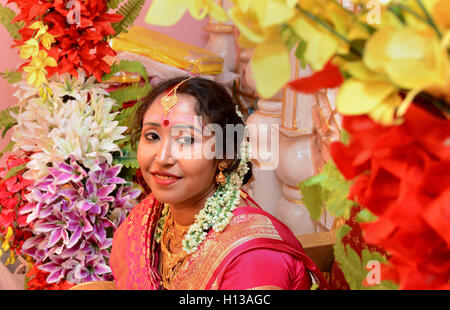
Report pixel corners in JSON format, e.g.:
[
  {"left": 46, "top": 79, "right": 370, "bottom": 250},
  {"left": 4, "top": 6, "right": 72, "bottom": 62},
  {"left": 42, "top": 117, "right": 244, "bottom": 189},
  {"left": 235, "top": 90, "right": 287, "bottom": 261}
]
[
  {"left": 142, "top": 122, "right": 202, "bottom": 134},
  {"left": 172, "top": 124, "right": 202, "bottom": 134}
]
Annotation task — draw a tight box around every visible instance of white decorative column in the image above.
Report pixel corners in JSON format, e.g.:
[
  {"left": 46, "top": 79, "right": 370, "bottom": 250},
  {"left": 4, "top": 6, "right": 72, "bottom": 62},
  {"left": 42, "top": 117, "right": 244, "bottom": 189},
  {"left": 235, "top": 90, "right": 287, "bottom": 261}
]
[
  {"left": 202, "top": 0, "right": 239, "bottom": 86},
  {"left": 274, "top": 51, "right": 340, "bottom": 234},
  {"left": 244, "top": 58, "right": 283, "bottom": 216}
]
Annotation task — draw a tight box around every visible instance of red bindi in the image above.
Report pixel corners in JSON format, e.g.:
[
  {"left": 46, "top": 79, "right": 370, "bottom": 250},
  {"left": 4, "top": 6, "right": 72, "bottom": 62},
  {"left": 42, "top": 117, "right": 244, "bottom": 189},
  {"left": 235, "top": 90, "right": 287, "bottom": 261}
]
[{"left": 163, "top": 119, "right": 170, "bottom": 127}]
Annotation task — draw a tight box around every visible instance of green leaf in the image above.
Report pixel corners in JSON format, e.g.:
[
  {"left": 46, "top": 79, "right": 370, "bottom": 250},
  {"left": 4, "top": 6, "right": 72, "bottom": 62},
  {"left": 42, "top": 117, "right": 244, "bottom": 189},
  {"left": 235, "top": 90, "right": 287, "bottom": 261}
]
[
  {"left": 0, "top": 140, "right": 15, "bottom": 157},
  {"left": 115, "top": 100, "right": 141, "bottom": 128},
  {"left": 299, "top": 182, "right": 323, "bottom": 220},
  {"left": 333, "top": 225, "right": 398, "bottom": 290},
  {"left": 113, "top": 145, "right": 139, "bottom": 170},
  {"left": 107, "top": 0, "right": 125, "bottom": 9},
  {"left": 0, "top": 107, "right": 18, "bottom": 139},
  {"left": 356, "top": 208, "right": 377, "bottom": 223},
  {"left": 0, "top": 163, "right": 27, "bottom": 184},
  {"left": 103, "top": 59, "right": 149, "bottom": 84},
  {"left": 111, "top": 0, "right": 146, "bottom": 37},
  {"left": 340, "top": 129, "right": 350, "bottom": 145},
  {"left": 0, "top": 5, "right": 25, "bottom": 40},
  {"left": 281, "top": 24, "right": 300, "bottom": 51},
  {"left": 295, "top": 40, "right": 308, "bottom": 69},
  {"left": 109, "top": 83, "right": 151, "bottom": 111},
  {"left": 0, "top": 70, "right": 23, "bottom": 84},
  {"left": 299, "top": 160, "right": 355, "bottom": 221}
]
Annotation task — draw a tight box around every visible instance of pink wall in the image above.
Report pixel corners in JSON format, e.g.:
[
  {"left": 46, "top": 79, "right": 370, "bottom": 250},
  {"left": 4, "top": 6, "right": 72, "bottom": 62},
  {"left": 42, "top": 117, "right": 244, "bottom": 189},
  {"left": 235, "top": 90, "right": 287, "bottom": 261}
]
[{"left": 0, "top": 0, "right": 209, "bottom": 161}]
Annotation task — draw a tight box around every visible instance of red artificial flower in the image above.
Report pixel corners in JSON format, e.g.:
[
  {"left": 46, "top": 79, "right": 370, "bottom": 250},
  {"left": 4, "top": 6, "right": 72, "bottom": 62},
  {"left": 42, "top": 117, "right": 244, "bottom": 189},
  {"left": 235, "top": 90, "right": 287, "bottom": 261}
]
[
  {"left": 0, "top": 154, "right": 33, "bottom": 255},
  {"left": 287, "top": 60, "right": 344, "bottom": 93},
  {"left": 8, "top": 0, "right": 53, "bottom": 23},
  {"left": 10, "top": 0, "right": 123, "bottom": 82},
  {"left": 330, "top": 103, "right": 450, "bottom": 289}
]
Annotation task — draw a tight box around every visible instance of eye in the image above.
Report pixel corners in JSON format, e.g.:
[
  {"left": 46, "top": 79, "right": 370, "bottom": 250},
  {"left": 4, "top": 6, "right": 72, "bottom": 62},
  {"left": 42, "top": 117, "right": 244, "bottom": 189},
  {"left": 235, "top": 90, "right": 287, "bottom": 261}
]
[
  {"left": 144, "top": 132, "right": 160, "bottom": 142},
  {"left": 176, "top": 136, "right": 196, "bottom": 145}
]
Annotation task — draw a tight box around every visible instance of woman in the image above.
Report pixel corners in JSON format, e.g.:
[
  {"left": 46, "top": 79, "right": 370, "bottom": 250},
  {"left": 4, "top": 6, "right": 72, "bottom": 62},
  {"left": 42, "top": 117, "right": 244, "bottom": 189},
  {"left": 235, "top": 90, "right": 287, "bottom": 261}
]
[{"left": 110, "top": 76, "right": 328, "bottom": 290}]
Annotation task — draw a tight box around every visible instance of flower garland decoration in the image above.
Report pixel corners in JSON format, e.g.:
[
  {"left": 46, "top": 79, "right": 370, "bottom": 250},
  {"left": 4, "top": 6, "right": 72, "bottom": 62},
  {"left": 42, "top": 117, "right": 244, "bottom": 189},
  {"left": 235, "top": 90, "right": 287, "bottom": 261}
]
[
  {"left": 0, "top": 0, "right": 148, "bottom": 289},
  {"left": 11, "top": 69, "right": 127, "bottom": 180},
  {"left": 155, "top": 125, "right": 251, "bottom": 254},
  {"left": 20, "top": 157, "right": 140, "bottom": 284}
]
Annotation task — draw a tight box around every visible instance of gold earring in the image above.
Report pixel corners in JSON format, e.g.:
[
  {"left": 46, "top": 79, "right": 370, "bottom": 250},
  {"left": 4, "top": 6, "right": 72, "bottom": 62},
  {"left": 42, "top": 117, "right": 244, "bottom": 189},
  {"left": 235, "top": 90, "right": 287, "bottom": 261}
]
[{"left": 216, "top": 161, "right": 227, "bottom": 185}]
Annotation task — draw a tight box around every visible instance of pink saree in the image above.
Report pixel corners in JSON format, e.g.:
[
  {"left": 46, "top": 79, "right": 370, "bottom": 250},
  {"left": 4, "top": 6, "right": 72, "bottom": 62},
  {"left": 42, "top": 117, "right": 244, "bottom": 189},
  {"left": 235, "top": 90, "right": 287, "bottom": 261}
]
[{"left": 110, "top": 192, "right": 329, "bottom": 290}]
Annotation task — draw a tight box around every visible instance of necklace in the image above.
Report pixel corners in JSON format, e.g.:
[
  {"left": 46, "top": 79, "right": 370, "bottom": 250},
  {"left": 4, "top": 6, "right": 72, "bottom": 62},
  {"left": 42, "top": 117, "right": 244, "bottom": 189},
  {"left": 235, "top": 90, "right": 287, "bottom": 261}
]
[{"left": 159, "top": 209, "right": 191, "bottom": 289}]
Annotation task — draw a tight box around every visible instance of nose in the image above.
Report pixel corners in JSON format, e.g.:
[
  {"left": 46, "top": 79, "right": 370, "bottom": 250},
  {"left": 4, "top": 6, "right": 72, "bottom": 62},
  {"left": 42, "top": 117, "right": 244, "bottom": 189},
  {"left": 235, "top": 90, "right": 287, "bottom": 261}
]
[{"left": 155, "top": 138, "right": 176, "bottom": 166}]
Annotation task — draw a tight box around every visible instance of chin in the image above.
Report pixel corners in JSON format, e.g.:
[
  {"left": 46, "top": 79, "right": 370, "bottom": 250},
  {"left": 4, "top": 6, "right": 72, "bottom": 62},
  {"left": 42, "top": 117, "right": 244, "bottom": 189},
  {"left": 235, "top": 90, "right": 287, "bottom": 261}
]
[{"left": 150, "top": 187, "right": 183, "bottom": 204}]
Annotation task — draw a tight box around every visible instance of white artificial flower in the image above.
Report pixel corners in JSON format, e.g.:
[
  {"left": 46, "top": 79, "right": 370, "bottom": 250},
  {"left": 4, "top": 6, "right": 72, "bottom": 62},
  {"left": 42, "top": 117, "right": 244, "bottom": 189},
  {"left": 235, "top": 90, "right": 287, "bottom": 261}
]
[{"left": 11, "top": 70, "right": 126, "bottom": 180}]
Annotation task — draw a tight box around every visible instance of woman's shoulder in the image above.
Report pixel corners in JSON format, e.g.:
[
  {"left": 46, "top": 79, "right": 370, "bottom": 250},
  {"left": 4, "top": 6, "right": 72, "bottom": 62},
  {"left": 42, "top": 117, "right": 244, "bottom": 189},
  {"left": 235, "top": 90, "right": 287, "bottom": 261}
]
[
  {"left": 211, "top": 194, "right": 300, "bottom": 250},
  {"left": 230, "top": 193, "right": 300, "bottom": 244},
  {"left": 208, "top": 195, "right": 312, "bottom": 290}
]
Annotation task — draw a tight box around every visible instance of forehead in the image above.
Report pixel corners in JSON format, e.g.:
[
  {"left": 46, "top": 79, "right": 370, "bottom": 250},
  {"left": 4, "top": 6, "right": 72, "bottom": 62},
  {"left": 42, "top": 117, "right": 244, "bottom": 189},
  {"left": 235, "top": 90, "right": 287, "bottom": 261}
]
[{"left": 144, "top": 93, "right": 199, "bottom": 121}]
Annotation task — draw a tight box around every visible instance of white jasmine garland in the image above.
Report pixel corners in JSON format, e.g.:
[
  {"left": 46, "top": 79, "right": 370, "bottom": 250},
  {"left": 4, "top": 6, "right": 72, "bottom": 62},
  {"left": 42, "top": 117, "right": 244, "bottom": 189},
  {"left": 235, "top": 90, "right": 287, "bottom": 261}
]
[{"left": 155, "top": 127, "right": 251, "bottom": 254}]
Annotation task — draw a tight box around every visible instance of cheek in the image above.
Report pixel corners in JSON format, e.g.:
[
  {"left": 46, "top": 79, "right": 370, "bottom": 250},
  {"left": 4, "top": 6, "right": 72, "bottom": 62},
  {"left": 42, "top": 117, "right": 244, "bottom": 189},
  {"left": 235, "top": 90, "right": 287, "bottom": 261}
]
[
  {"left": 181, "top": 158, "right": 217, "bottom": 184},
  {"left": 137, "top": 139, "right": 153, "bottom": 171}
]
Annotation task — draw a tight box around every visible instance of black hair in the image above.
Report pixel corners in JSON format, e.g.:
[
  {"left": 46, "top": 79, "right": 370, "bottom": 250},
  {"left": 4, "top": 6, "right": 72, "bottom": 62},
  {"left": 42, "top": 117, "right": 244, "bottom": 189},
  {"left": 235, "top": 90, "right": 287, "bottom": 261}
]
[{"left": 129, "top": 76, "right": 253, "bottom": 185}]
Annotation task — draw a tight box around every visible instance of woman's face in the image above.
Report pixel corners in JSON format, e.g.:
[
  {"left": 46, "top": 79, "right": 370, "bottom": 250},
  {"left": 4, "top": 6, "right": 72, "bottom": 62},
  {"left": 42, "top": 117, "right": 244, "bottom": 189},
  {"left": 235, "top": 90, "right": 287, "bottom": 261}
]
[{"left": 137, "top": 93, "right": 218, "bottom": 205}]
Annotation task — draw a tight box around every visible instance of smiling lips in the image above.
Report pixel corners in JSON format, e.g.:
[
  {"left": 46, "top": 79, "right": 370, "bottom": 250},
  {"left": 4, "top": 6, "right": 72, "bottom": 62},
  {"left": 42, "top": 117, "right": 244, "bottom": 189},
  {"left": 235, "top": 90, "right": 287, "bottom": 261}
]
[{"left": 151, "top": 171, "right": 182, "bottom": 186}]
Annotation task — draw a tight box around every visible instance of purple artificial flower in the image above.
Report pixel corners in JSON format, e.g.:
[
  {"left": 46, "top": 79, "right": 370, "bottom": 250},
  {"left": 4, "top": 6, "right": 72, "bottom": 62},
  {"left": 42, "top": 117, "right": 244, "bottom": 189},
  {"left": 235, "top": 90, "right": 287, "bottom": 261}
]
[{"left": 21, "top": 157, "right": 140, "bottom": 284}]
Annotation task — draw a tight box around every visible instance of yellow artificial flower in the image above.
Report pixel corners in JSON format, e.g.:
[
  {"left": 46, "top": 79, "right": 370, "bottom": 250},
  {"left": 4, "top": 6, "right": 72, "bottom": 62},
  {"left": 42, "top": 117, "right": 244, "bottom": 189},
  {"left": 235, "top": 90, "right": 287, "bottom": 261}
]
[
  {"left": 19, "top": 38, "right": 40, "bottom": 60},
  {"left": 186, "top": 0, "right": 228, "bottom": 21},
  {"left": 432, "top": 0, "right": 450, "bottom": 32},
  {"left": 23, "top": 50, "right": 57, "bottom": 88},
  {"left": 299, "top": 0, "right": 353, "bottom": 36},
  {"left": 20, "top": 21, "right": 56, "bottom": 61},
  {"left": 145, "top": 0, "right": 188, "bottom": 26},
  {"left": 29, "top": 21, "right": 48, "bottom": 37},
  {"left": 250, "top": 38, "right": 291, "bottom": 98},
  {"left": 29, "top": 21, "right": 45, "bottom": 30},
  {"left": 40, "top": 32, "right": 56, "bottom": 50},
  {"left": 227, "top": 1, "right": 298, "bottom": 98},
  {"left": 228, "top": 0, "right": 296, "bottom": 45},
  {"left": 145, "top": 0, "right": 227, "bottom": 26},
  {"left": 337, "top": 78, "right": 404, "bottom": 125},
  {"left": 5, "top": 226, "right": 13, "bottom": 240},
  {"left": 288, "top": 0, "right": 352, "bottom": 70},
  {"left": 364, "top": 27, "right": 449, "bottom": 101},
  {"left": 5, "top": 251, "right": 16, "bottom": 266},
  {"left": 1, "top": 226, "right": 13, "bottom": 252},
  {"left": 333, "top": 57, "right": 388, "bottom": 82},
  {"left": 289, "top": 15, "right": 340, "bottom": 71},
  {"left": 1, "top": 240, "right": 10, "bottom": 252}
]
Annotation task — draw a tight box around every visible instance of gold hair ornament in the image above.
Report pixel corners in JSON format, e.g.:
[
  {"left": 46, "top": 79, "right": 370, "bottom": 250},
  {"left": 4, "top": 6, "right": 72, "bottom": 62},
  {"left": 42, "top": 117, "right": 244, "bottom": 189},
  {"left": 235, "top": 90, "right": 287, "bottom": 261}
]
[{"left": 161, "top": 76, "right": 196, "bottom": 116}]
